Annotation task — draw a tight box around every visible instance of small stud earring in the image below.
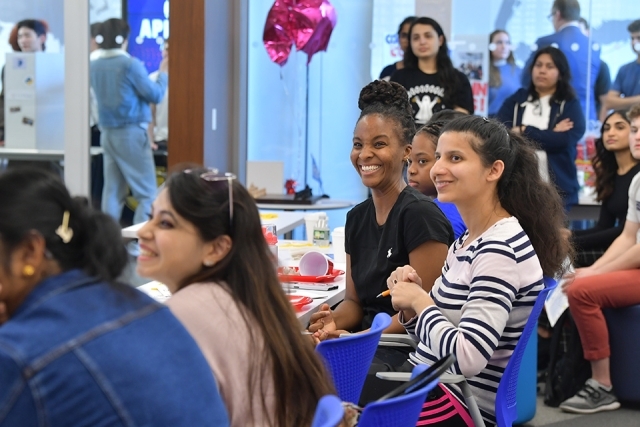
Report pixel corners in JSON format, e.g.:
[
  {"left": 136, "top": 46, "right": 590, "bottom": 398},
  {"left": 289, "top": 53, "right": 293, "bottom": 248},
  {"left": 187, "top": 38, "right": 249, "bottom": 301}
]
[
  {"left": 204, "top": 260, "right": 214, "bottom": 267},
  {"left": 23, "top": 265, "right": 35, "bottom": 277}
]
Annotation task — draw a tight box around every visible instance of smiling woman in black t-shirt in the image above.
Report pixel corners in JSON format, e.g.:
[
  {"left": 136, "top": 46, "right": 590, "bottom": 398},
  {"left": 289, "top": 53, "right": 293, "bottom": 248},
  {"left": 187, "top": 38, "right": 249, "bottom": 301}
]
[
  {"left": 391, "top": 17, "right": 474, "bottom": 125},
  {"left": 308, "top": 80, "right": 453, "bottom": 339}
]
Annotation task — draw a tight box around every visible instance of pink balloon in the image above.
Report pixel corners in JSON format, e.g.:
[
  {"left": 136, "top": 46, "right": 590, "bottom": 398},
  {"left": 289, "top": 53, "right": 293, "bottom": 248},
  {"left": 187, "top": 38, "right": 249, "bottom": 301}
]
[
  {"left": 263, "top": 0, "right": 295, "bottom": 65},
  {"left": 263, "top": 0, "right": 337, "bottom": 66}
]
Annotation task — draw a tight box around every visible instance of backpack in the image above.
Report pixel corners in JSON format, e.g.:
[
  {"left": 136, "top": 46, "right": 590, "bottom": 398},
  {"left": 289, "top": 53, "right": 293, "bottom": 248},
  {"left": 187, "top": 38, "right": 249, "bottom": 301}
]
[{"left": 543, "top": 310, "right": 592, "bottom": 407}]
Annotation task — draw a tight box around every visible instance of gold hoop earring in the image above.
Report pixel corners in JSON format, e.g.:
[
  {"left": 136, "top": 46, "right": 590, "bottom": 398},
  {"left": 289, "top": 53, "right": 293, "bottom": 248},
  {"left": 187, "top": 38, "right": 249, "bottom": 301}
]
[{"left": 23, "top": 265, "right": 35, "bottom": 277}]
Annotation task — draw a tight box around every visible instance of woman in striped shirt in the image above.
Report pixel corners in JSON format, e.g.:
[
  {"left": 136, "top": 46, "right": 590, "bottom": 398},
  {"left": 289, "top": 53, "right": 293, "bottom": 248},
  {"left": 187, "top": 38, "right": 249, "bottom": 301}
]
[{"left": 387, "top": 115, "right": 571, "bottom": 426}]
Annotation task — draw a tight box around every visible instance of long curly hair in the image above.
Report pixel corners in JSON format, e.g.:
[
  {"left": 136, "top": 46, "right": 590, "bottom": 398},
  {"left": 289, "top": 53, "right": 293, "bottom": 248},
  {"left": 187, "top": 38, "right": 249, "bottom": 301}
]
[{"left": 592, "top": 111, "right": 635, "bottom": 201}]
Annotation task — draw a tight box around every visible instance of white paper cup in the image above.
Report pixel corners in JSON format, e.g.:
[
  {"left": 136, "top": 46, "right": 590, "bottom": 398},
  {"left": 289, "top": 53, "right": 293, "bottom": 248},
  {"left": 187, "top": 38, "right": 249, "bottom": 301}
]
[
  {"left": 332, "top": 227, "right": 346, "bottom": 263},
  {"left": 299, "top": 251, "right": 334, "bottom": 276},
  {"left": 304, "top": 212, "right": 326, "bottom": 242}
]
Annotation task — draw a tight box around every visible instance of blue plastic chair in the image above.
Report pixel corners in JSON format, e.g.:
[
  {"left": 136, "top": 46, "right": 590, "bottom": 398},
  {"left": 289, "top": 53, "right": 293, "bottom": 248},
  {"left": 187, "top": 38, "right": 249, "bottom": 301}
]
[
  {"left": 358, "top": 364, "right": 441, "bottom": 427},
  {"left": 315, "top": 312, "right": 392, "bottom": 403},
  {"left": 494, "top": 276, "right": 558, "bottom": 427},
  {"left": 311, "top": 395, "right": 344, "bottom": 427}
]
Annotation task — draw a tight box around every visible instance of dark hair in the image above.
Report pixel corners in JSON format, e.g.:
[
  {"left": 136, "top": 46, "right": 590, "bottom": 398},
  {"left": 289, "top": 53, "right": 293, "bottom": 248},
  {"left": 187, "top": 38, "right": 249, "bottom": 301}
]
[
  {"left": 0, "top": 168, "right": 127, "bottom": 282},
  {"left": 90, "top": 21, "right": 102, "bottom": 39},
  {"left": 578, "top": 17, "right": 589, "bottom": 30},
  {"left": 552, "top": 0, "right": 581, "bottom": 21},
  {"left": 398, "top": 16, "right": 417, "bottom": 35},
  {"left": 164, "top": 169, "right": 334, "bottom": 427},
  {"left": 528, "top": 46, "right": 576, "bottom": 103},
  {"left": 428, "top": 109, "right": 466, "bottom": 124},
  {"left": 629, "top": 19, "right": 640, "bottom": 33},
  {"left": 629, "top": 103, "right": 640, "bottom": 122},
  {"left": 357, "top": 80, "right": 416, "bottom": 145},
  {"left": 96, "top": 18, "right": 130, "bottom": 49},
  {"left": 592, "top": 111, "right": 635, "bottom": 202},
  {"left": 489, "top": 30, "right": 516, "bottom": 88},
  {"left": 403, "top": 17, "right": 460, "bottom": 108},
  {"left": 441, "top": 116, "right": 571, "bottom": 276},
  {"left": 16, "top": 19, "right": 47, "bottom": 51}
]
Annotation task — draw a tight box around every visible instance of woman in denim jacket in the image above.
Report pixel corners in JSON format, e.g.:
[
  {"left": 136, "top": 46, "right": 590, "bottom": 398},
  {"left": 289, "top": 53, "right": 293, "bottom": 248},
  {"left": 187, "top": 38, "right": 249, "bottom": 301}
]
[
  {"left": 90, "top": 18, "right": 167, "bottom": 226},
  {"left": 0, "top": 168, "right": 229, "bottom": 427}
]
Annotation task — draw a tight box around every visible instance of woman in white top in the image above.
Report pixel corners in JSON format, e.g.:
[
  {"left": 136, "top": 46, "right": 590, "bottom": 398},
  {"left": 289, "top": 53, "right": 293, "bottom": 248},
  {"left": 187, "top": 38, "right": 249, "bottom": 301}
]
[
  {"left": 387, "top": 115, "right": 570, "bottom": 425},
  {"left": 136, "top": 168, "right": 334, "bottom": 427}
]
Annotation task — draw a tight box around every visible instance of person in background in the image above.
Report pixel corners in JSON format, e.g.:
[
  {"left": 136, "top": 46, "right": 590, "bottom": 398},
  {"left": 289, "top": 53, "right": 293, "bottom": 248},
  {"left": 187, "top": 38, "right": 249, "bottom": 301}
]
[
  {"left": 603, "top": 20, "right": 640, "bottom": 116},
  {"left": 0, "top": 19, "right": 47, "bottom": 146},
  {"left": 308, "top": 80, "right": 453, "bottom": 403},
  {"left": 497, "top": 46, "right": 586, "bottom": 210},
  {"left": 488, "top": 29, "right": 522, "bottom": 117},
  {"left": 407, "top": 120, "right": 466, "bottom": 239},
  {"left": 149, "top": 39, "right": 169, "bottom": 152},
  {"left": 0, "top": 168, "right": 229, "bottom": 426},
  {"left": 391, "top": 17, "right": 474, "bottom": 124},
  {"left": 560, "top": 103, "right": 640, "bottom": 415},
  {"left": 522, "top": 0, "right": 600, "bottom": 122},
  {"left": 379, "top": 16, "right": 416, "bottom": 81},
  {"left": 136, "top": 168, "right": 334, "bottom": 426},
  {"left": 567, "top": 111, "right": 640, "bottom": 267},
  {"left": 577, "top": 17, "right": 611, "bottom": 123},
  {"left": 90, "top": 18, "right": 167, "bottom": 227},
  {"left": 89, "top": 21, "right": 104, "bottom": 210},
  {"left": 387, "top": 115, "right": 570, "bottom": 425}
]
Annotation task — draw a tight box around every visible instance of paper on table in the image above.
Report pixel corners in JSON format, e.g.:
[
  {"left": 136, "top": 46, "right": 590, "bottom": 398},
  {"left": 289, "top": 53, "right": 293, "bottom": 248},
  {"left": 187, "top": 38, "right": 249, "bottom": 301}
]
[{"left": 544, "top": 281, "right": 569, "bottom": 327}]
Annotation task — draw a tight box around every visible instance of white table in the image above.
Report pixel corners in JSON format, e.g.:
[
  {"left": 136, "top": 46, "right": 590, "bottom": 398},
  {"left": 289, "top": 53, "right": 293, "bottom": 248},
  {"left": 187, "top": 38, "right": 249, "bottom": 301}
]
[
  {"left": 256, "top": 199, "right": 355, "bottom": 211},
  {"left": 121, "top": 210, "right": 306, "bottom": 239},
  {"left": 136, "top": 249, "right": 346, "bottom": 327},
  {"left": 0, "top": 147, "right": 103, "bottom": 161}
]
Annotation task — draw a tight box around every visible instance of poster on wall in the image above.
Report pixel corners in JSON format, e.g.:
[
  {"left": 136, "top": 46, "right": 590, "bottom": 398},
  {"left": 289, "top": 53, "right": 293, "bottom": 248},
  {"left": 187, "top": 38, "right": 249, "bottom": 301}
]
[
  {"left": 126, "top": 0, "right": 169, "bottom": 73},
  {"left": 370, "top": 0, "right": 414, "bottom": 81},
  {"left": 450, "top": 34, "right": 489, "bottom": 117}
]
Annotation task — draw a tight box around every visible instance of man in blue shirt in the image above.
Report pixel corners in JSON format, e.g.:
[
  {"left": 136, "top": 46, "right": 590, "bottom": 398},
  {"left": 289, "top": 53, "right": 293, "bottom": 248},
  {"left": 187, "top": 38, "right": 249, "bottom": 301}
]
[
  {"left": 604, "top": 20, "right": 640, "bottom": 115},
  {"left": 522, "top": 0, "right": 601, "bottom": 122}
]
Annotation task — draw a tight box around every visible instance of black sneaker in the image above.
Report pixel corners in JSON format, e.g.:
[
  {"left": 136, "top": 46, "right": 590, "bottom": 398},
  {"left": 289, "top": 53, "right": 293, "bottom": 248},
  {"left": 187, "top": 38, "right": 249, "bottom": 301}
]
[{"left": 559, "top": 379, "right": 621, "bottom": 414}]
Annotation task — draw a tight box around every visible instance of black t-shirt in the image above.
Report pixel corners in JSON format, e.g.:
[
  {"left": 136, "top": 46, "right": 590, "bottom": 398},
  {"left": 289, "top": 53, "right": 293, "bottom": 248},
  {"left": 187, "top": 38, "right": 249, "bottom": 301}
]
[
  {"left": 345, "top": 186, "right": 454, "bottom": 330},
  {"left": 573, "top": 164, "right": 640, "bottom": 251},
  {"left": 390, "top": 67, "right": 474, "bottom": 124},
  {"left": 379, "top": 63, "right": 397, "bottom": 80}
]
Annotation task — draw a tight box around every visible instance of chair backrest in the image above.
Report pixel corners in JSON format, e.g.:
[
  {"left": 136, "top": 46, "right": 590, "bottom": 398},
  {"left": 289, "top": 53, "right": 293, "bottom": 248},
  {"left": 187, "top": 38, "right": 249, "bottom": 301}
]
[
  {"left": 358, "top": 364, "right": 440, "bottom": 427},
  {"left": 495, "top": 276, "right": 557, "bottom": 427},
  {"left": 315, "top": 312, "right": 392, "bottom": 403},
  {"left": 311, "top": 395, "right": 344, "bottom": 427}
]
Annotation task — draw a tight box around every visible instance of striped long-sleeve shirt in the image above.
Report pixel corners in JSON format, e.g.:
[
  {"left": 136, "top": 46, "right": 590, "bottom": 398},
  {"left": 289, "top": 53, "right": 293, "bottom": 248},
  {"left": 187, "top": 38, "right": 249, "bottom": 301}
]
[{"left": 400, "top": 217, "right": 544, "bottom": 425}]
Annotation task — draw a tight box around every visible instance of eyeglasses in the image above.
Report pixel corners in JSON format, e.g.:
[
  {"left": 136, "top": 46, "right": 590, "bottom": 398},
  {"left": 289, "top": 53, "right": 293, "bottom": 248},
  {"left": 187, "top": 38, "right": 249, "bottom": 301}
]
[
  {"left": 201, "top": 171, "right": 236, "bottom": 228},
  {"left": 184, "top": 168, "right": 236, "bottom": 228}
]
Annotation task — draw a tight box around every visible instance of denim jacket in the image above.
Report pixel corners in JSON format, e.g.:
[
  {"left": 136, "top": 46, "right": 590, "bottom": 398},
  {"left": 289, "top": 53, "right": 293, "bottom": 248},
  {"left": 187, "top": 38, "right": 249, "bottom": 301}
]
[
  {"left": 90, "top": 49, "right": 167, "bottom": 128},
  {"left": 0, "top": 270, "right": 229, "bottom": 426}
]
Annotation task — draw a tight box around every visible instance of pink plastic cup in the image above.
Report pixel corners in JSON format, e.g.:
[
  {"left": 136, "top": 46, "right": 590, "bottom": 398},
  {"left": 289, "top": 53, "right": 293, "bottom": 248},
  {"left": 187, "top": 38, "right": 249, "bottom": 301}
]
[{"left": 299, "top": 251, "right": 334, "bottom": 276}]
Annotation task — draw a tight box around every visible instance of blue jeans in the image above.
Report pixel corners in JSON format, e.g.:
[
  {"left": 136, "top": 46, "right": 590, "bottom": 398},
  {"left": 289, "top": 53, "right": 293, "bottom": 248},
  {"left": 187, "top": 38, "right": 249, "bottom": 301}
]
[{"left": 101, "top": 124, "right": 156, "bottom": 225}]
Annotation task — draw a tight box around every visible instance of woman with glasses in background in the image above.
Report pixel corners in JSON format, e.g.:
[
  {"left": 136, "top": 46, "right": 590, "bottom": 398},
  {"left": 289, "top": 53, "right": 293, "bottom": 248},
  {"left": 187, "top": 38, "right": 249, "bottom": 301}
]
[
  {"left": 136, "top": 168, "right": 334, "bottom": 427},
  {"left": 488, "top": 30, "right": 522, "bottom": 117},
  {"left": 497, "top": 46, "right": 585, "bottom": 210}
]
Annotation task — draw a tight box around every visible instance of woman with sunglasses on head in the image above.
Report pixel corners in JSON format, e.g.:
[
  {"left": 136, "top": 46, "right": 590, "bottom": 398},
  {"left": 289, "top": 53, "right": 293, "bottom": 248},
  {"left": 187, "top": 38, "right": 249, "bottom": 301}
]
[
  {"left": 488, "top": 30, "right": 522, "bottom": 117},
  {"left": 136, "top": 169, "right": 334, "bottom": 427},
  {"left": 387, "top": 116, "right": 571, "bottom": 425},
  {"left": 390, "top": 17, "right": 474, "bottom": 125},
  {"left": 567, "top": 111, "right": 640, "bottom": 267},
  {"left": 379, "top": 16, "right": 417, "bottom": 81},
  {"left": 496, "top": 46, "right": 585, "bottom": 210},
  {"left": 308, "top": 80, "right": 454, "bottom": 403},
  {"left": 0, "top": 168, "right": 229, "bottom": 426}
]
